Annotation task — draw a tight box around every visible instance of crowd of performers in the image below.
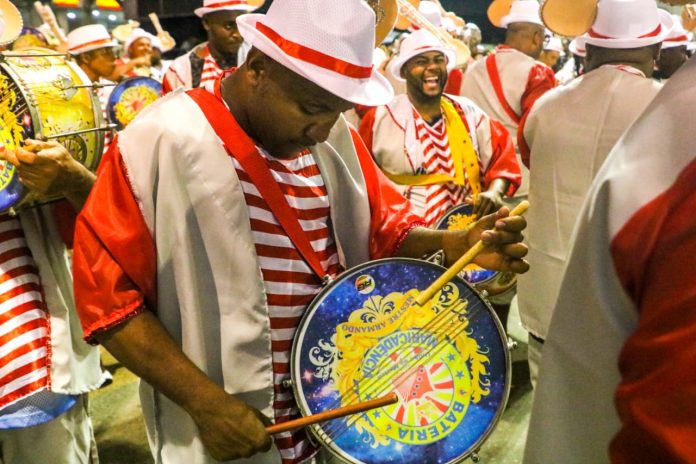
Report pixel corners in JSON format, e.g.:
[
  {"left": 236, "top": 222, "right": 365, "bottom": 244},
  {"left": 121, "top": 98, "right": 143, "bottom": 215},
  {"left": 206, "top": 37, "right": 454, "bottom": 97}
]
[{"left": 0, "top": 0, "right": 695, "bottom": 463}]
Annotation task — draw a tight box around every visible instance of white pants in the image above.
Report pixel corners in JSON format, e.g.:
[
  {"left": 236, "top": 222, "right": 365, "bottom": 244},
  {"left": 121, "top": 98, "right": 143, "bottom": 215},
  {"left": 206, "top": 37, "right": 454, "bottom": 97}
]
[{"left": 0, "top": 394, "right": 98, "bottom": 464}]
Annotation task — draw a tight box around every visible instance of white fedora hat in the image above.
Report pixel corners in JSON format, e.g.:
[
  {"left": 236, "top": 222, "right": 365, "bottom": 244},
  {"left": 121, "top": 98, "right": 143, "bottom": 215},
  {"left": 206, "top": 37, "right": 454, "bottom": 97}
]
[
  {"left": 236, "top": 0, "right": 393, "bottom": 106},
  {"left": 584, "top": 0, "right": 674, "bottom": 49},
  {"left": 124, "top": 28, "right": 152, "bottom": 56},
  {"left": 195, "top": 0, "right": 258, "bottom": 18},
  {"left": 500, "top": 0, "right": 544, "bottom": 28},
  {"left": 545, "top": 36, "right": 565, "bottom": 53},
  {"left": 68, "top": 24, "right": 118, "bottom": 55},
  {"left": 418, "top": 1, "right": 443, "bottom": 28},
  {"left": 662, "top": 14, "right": 690, "bottom": 49},
  {"left": 387, "top": 29, "right": 456, "bottom": 81},
  {"left": 569, "top": 35, "right": 587, "bottom": 57}
]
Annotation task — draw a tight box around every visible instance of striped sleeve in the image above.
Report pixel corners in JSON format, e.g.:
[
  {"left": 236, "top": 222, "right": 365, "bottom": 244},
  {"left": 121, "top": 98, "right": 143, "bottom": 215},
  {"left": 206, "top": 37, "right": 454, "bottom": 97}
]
[{"left": 609, "top": 158, "right": 696, "bottom": 463}]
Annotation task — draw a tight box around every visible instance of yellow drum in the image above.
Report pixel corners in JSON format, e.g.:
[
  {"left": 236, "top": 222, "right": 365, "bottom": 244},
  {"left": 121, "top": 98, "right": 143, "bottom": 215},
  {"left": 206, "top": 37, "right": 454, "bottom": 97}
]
[{"left": 0, "top": 47, "right": 104, "bottom": 211}]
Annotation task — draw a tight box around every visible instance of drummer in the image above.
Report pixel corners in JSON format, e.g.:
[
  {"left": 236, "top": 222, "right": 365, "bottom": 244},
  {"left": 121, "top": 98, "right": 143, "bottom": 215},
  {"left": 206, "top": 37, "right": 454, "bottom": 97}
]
[
  {"left": 71, "top": 0, "right": 529, "bottom": 462},
  {"left": 68, "top": 24, "right": 119, "bottom": 150},
  {"left": 112, "top": 27, "right": 155, "bottom": 80},
  {"left": 162, "top": 0, "right": 259, "bottom": 94},
  {"left": 359, "top": 29, "right": 521, "bottom": 225}
]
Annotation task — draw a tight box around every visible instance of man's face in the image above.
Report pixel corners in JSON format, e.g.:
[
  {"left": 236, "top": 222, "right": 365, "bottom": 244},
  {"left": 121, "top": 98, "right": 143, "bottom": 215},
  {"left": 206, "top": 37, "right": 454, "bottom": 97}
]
[
  {"left": 204, "top": 11, "right": 244, "bottom": 56},
  {"left": 84, "top": 47, "right": 117, "bottom": 78},
  {"left": 540, "top": 49, "right": 561, "bottom": 69},
  {"left": 401, "top": 51, "right": 449, "bottom": 101},
  {"left": 243, "top": 54, "right": 353, "bottom": 158},
  {"left": 129, "top": 37, "right": 152, "bottom": 59}
]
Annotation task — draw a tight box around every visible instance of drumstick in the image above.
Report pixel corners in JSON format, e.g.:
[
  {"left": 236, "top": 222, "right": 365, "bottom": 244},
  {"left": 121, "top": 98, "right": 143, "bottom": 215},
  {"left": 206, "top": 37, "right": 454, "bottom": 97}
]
[
  {"left": 265, "top": 392, "right": 398, "bottom": 435},
  {"left": 415, "top": 200, "right": 529, "bottom": 306}
]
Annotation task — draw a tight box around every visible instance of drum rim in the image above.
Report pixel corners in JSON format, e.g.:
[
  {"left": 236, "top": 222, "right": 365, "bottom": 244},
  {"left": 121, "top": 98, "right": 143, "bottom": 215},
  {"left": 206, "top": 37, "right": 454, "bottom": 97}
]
[{"left": 290, "top": 256, "right": 512, "bottom": 464}]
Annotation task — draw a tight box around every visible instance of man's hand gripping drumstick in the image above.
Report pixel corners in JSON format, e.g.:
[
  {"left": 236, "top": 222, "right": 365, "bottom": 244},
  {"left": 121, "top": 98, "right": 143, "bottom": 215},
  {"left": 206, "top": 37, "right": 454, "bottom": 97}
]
[{"left": 0, "top": 139, "right": 96, "bottom": 211}]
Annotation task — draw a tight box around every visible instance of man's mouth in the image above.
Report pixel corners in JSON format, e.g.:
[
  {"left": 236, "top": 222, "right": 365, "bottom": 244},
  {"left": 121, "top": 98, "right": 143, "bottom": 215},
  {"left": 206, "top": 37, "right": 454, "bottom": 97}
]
[{"left": 423, "top": 76, "right": 441, "bottom": 92}]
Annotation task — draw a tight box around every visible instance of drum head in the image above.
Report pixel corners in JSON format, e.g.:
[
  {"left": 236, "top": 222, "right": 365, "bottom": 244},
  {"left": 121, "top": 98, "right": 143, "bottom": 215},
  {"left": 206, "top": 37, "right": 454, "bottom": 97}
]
[
  {"left": 292, "top": 258, "right": 510, "bottom": 464},
  {"left": 107, "top": 77, "right": 162, "bottom": 130}
]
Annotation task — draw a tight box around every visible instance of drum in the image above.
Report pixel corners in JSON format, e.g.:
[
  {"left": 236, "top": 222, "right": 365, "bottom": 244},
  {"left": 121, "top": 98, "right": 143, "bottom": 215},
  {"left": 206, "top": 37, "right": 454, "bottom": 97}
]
[
  {"left": 10, "top": 28, "right": 49, "bottom": 51},
  {"left": 435, "top": 203, "right": 517, "bottom": 302},
  {"left": 107, "top": 76, "right": 162, "bottom": 130},
  {"left": 0, "top": 48, "right": 104, "bottom": 212},
  {"left": 291, "top": 258, "right": 510, "bottom": 463}
]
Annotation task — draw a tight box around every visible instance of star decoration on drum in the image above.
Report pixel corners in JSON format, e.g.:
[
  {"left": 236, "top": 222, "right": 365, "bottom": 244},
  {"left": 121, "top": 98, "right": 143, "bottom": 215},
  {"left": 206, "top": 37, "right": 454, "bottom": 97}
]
[{"left": 292, "top": 258, "right": 510, "bottom": 463}]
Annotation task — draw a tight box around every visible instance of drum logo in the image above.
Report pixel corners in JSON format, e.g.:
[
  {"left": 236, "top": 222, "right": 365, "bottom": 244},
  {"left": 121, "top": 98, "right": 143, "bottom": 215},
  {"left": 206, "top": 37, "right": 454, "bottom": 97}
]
[
  {"left": 308, "top": 283, "right": 491, "bottom": 448},
  {"left": 355, "top": 274, "right": 375, "bottom": 294},
  {"left": 0, "top": 75, "right": 22, "bottom": 191}
]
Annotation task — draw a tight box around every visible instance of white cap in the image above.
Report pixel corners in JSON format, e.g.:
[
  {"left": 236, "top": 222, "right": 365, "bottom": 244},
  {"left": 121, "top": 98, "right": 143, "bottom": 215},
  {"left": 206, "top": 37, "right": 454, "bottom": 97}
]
[
  {"left": 195, "top": 0, "right": 258, "bottom": 18},
  {"left": 388, "top": 29, "right": 456, "bottom": 81},
  {"left": 584, "top": 0, "right": 674, "bottom": 49},
  {"left": 68, "top": 24, "right": 118, "bottom": 55},
  {"left": 236, "top": 0, "right": 393, "bottom": 106},
  {"left": 501, "top": 1, "right": 544, "bottom": 28}
]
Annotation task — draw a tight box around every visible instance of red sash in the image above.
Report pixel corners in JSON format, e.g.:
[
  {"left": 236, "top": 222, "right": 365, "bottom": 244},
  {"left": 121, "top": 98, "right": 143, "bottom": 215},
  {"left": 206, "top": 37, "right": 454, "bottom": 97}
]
[
  {"left": 186, "top": 83, "right": 328, "bottom": 280},
  {"left": 485, "top": 54, "right": 521, "bottom": 124}
]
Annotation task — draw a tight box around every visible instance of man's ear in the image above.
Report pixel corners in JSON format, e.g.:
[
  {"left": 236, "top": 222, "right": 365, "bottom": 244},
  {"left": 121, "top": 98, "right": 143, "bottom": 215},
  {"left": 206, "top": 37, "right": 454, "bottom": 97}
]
[
  {"left": 202, "top": 17, "right": 210, "bottom": 32},
  {"left": 244, "top": 48, "right": 269, "bottom": 83}
]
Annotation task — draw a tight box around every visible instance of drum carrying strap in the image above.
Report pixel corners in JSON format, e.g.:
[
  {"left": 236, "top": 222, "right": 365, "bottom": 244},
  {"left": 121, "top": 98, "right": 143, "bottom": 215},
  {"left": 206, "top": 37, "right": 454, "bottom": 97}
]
[
  {"left": 485, "top": 54, "right": 522, "bottom": 124},
  {"left": 186, "top": 83, "right": 328, "bottom": 280},
  {"left": 385, "top": 98, "right": 481, "bottom": 194}
]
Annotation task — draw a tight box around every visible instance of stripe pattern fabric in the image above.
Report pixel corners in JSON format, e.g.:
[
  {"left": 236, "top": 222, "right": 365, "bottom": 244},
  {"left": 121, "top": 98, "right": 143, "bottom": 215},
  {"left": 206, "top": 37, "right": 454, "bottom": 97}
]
[
  {"left": 232, "top": 148, "right": 340, "bottom": 464},
  {"left": 407, "top": 109, "right": 471, "bottom": 225},
  {"left": 199, "top": 53, "right": 225, "bottom": 88},
  {"left": 0, "top": 214, "right": 50, "bottom": 410}
]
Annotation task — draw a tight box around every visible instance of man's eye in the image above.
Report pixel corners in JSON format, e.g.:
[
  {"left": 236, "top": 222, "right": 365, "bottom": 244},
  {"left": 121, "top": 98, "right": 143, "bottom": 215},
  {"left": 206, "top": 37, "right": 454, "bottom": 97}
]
[{"left": 301, "top": 105, "right": 322, "bottom": 115}]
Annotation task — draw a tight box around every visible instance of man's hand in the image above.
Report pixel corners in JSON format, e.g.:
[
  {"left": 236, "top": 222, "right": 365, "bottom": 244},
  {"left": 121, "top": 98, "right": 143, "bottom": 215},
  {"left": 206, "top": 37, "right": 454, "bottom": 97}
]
[
  {"left": 188, "top": 388, "right": 272, "bottom": 460},
  {"left": 0, "top": 139, "right": 95, "bottom": 210},
  {"left": 442, "top": 206, "right": 528, "bottom": 273},
  {"left": 472, "top": 190, "right": 504, "bottom": 217}
]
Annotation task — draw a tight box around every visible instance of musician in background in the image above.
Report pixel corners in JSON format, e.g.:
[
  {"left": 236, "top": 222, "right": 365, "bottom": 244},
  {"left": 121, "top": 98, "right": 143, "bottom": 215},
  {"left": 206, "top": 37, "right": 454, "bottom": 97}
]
[
  {"left": 71, "top": 0, "right": 529, "bottom": 462},
  {"left": 113, "top": 28, "right": 154, "bottom": 80},
  {"left": 460, "top": 0, "right": 556, "bottom": 200},
  {"left": 654, "top": 14, "right": 691, "bottom": 80},
  {"left": 359, "top": 29, "right": 521, "bottom": 225},
  {"left": 516, "top": 0, "right": 667, "bottom": 387},
  {"left": 162, "top": 0, "right": 259, "bottom": 94},
  {"left": 0, "top": 139, "right": 104, "bottom": 462},
  {"left": 539, "top": 35, "right": 564, "bottom": 71}
]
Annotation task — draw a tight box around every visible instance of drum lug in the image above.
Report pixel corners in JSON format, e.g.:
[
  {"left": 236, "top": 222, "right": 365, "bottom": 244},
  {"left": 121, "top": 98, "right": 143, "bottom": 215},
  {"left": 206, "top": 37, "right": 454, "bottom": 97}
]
[
  {"left": 282, "top": 379, "right": 293, "bottom": 389},
  {"left": 470, "top": 450, "right": 481, "bottom": 462},
  {"left": 7, "top": 207, "right": 17, "bottom": 217},
  {"left": 479, "top": 289, "right": 489, "bottom": 299},
  {"left": 322, "top": 274, "right": 333, "bottom": 286},
  {"left": 507, "top": 339, "right": 518, "bottom": 352}
]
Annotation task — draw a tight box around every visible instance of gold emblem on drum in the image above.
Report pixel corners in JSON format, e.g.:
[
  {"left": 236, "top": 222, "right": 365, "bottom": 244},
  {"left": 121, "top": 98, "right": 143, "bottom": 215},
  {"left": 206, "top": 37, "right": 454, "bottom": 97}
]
[
  {"left": 311, "top": 283, "right": 491, "bottom": 447},
  {"left": 0, "top": 74, "right": 22, "bottom": 190},
  {"left": 113, "top": 86, "right": 160, "bottom": 128}
]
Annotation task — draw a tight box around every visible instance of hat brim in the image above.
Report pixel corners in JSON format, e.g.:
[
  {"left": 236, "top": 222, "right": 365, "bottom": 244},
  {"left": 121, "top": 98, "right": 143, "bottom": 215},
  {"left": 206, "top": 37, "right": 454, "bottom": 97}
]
[
  {"left": 195, "top": 5, "right": 257, "bottom": 18},
  {"left": 387, "top": 45, "right": 457, "bottom": 81},
  {"left": 69, "top": 40, "right": 120, "bottom": 55},
  {"left": 237, "top": 14, "right": 394, "bottom": 106},
  {"left": 568, "top": 37, "right": 586, "bottom": 57},
  {"left": 584, "top": 9, "right": 674, "bottom": 49}
]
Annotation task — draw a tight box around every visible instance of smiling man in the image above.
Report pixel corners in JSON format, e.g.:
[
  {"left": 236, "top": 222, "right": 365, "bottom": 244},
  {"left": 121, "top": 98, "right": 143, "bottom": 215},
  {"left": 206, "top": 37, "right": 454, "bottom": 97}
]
[
  {"left": 360, "top": 29, "right": 521, "bottom": 224},
  {"left": 162, "top": 0, "right": 259, "bottom": 94}
]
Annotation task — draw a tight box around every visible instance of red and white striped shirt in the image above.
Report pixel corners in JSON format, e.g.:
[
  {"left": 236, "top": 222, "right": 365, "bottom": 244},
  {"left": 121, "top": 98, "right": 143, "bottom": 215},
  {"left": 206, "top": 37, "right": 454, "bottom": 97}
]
[
  {"left": 406, "top": 110, "right": 470, "bottom": 225},
  {"left": 233, "top": 149, "right": 340, "bottom": 464},
  {"left": 0, "top": 215, "right": 49, "bottom": 409},
  {"left": 200, "top": 53, "right": 225, "bottom": 88}
]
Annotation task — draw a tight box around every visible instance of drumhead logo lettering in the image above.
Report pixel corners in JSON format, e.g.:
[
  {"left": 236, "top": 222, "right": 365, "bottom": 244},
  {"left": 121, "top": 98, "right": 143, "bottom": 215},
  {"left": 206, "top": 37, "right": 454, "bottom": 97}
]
[
  {"left": 355, "top": 274, "right": 375, "bottom": 294},
  {"left": 309, "top": 283, "right": 492, "bottom": 449}
]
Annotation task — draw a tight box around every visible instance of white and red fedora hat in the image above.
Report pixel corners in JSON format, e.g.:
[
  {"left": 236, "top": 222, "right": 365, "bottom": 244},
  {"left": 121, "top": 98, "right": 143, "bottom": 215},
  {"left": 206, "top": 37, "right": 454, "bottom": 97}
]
[
  {"left": 544, "top": 36, "right": 565, "bottom": 54},
  {"left": 387, "top": 29, "right": 456, "bottom": 81},
  {"left": 584, "top": 0, "right": 674, "bottom": 49},
  {"left": 662, "top": 14, "right": 691, "bottom": 49},
  {"left": 236, "top": 0, "right": 393, "bottom": 106},
  {"left": 68, "top": 24, "right": 118, "bottom": 55},
  {"left": 500, "top": 0, "right": 544, "bottom": 28},
  {"left": 569, "top": 35, "right": 587, "bottom": 57},
  {"left": 195, "top": 0, "right": 258, "bottom": 18}
]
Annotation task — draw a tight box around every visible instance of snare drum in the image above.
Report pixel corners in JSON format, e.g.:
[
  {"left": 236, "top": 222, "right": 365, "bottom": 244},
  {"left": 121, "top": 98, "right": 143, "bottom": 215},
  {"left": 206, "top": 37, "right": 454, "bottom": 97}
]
[
  {"left": 0, "top": 48, "right": 104, "bottom": 212},
  {"left": 292, "top": 258, "right": 510, "bottom": 463},
  {"left": 435, "top": 203, "right": 517, "bottom": 302},
  {"left": 107, "top": 76, "right": 162, "bottom": 130}
]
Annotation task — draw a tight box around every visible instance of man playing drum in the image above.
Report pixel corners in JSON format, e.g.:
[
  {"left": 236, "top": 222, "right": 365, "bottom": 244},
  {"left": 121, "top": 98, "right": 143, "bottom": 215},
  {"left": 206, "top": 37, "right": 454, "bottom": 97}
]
[
  {"left": 359, "top": 29, "right": 521, "bottom": 225},
  {"left": 162, "top": 0, "right": 259, "bottom": 94},
  {"left": 72, "top": 0, "right": 529, "bottom": 462}
]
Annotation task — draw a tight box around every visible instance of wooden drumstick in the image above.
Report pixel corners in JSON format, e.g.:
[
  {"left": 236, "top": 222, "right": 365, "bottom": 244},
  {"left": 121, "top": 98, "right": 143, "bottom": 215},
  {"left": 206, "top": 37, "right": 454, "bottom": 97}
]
[
  {"left": 416, "top": 200, "right": 529, "bottom": 306},
  {"left": 265, "top": 392, "right": 398, "bottom": 435}
]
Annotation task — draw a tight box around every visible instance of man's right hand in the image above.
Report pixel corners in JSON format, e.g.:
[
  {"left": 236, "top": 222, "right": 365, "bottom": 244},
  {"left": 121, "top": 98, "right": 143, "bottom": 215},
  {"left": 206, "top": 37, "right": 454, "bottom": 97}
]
[{"left": 189, "top": 389, "right": 272, "bottom": 460}]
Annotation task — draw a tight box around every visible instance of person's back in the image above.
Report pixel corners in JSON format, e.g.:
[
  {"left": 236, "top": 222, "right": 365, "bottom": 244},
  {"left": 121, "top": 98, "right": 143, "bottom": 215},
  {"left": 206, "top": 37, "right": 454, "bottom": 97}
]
[{"left": 517, "top": 64, "right": 661, "bottom": 364}]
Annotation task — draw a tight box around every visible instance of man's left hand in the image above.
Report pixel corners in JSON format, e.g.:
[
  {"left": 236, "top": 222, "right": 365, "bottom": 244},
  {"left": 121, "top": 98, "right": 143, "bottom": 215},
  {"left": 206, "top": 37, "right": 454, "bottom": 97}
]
[{"left": 473, "top": 190, "right": 505, "bottom": 217}]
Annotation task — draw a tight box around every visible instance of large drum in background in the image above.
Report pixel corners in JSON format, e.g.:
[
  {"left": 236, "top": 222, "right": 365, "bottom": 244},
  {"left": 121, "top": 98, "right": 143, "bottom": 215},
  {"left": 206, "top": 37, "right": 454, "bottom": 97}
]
[
  {"left": 0, "top": 48, "right": 104, "bottom": 212},
  {"left": 435, "top": 203, "right": 517, "bottom": 304},
  {"left": 107, "top": 76, "right": 162, "bottom": 130},
  {"left": 291, "top": 258, "right": 510, "bottom": 463}
]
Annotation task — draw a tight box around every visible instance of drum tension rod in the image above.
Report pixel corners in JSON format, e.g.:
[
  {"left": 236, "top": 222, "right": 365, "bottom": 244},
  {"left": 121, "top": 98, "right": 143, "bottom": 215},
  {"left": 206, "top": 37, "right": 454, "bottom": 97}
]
[{"left": 41, "top": 125, "right": 117, "bottom": 139}]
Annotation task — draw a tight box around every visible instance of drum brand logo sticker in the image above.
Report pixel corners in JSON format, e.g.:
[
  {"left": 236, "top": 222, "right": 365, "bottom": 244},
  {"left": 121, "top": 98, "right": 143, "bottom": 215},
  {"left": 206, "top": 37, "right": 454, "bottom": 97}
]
[{"left": 355, "top": 274, "right": 375, "bottom": 294}]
